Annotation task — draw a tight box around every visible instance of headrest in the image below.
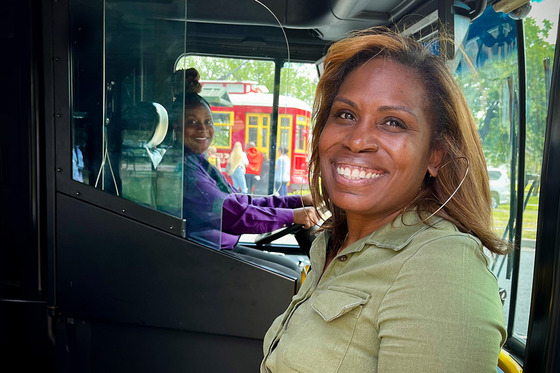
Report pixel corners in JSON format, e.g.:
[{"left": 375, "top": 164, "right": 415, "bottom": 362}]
[{"left": 146, "top": 102, "right": 168, "bottom": 148}]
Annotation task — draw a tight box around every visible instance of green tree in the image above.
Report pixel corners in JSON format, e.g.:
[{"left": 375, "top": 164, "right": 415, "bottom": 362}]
[
  {"left": 456, "top": 15, "right": 555, "bottom": 177},
  {"left": 524, "top": 17, "right": 555, "bottom": 176},
  {"left": 176, "top": 55, "right": 318, "bottom": 107}
]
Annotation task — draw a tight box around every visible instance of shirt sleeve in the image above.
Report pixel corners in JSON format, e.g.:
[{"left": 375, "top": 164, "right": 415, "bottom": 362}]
[
  {"left": 221, "top": 194, "right": 303, "bottom": 234},
  {"left": 376, "top": 235, "right": 506, "bottom": 373},
  {"left": 183, "top": 164, "right": 230, "bottom": 229}
]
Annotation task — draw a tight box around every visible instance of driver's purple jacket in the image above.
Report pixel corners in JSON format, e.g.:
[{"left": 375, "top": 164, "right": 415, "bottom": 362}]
[{"left": 183, "top": 150, "right": 302, "bottom": 249}]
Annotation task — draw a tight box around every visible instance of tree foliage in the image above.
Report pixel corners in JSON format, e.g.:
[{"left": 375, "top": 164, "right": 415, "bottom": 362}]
[
  {"left": 176, "top": 55, "right": 318, "bottom": 108},
  {"left": 457, "top": 15, "right": 555, "bottom": 176}
]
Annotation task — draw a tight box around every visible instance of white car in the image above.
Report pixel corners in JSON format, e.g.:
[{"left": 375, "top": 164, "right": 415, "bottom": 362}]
[{"left": 488, "top": 167, "right": 511, "bottom": 208}]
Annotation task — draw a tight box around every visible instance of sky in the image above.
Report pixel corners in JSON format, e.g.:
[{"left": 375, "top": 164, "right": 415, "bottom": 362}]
[{"left": 530, "top": 0, "right": 559, "bottom": 44}]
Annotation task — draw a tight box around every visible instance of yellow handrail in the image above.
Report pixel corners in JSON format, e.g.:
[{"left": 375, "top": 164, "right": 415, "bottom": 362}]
[{"left": 498, "top": 349, "right": 523, "bottom": 373}]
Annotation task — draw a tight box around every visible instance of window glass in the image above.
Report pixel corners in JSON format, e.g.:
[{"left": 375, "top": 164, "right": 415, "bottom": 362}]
[
  {"left": 238, "top": 62, "right": 317, "bottom": 246},
  {"left": 456, "top": 0, "right": 558, "bottom": 344},
  {"left": 278, "top": 62, "right": 317, "bottom": 195},
  {"left": 70, "top": 0, "right": 322, "bottom": 250},
  {"left": 278, "top": 115, "right": 292, "bottom": 150},
  {"left": 68, "top": 0, "right": 233, "bottom": 249},
  {"left": 295, "top": 115, "right": 308, "bottom": 152},
  {"left": 517, "top": 0, "right": 558, "bottom": 340},
  {"left": 70, "top": 0, "right": 187, "bottom": 218},
  {"left": 457, "top": 5, "right": 519, "bottom": 338}
]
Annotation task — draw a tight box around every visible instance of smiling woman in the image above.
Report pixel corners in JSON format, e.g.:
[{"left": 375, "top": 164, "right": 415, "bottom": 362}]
[
  {"left": 319, "top": 58, "right": 438, "bottom": 237},
  {"left": 261, "top": 27, "right": 509, "bottom": 372}
]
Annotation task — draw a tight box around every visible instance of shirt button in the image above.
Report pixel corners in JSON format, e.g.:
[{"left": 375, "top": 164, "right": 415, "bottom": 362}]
[{"left": 338, "top": 255, "right": 347, "bottom": 262}]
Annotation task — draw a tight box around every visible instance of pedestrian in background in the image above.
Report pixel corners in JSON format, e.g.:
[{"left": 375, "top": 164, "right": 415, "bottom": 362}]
[
  {"left": 227, "top": 142, "right": 249, "bottom": 193},
  {"left": 274, "top": 147, "right": 290, "bottom": 196},
  {"left": 245, "top": 142, "right": 263, "bottom": 195}
]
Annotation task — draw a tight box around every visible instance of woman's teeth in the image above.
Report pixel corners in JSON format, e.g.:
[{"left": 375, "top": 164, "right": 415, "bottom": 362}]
[{"left": 337, "top": 166, "right": 381, "bottom": 180}]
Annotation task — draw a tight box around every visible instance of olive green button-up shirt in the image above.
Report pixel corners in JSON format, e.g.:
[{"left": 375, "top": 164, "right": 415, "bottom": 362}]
[{"left": 261, "top": 212, "right": 506, "bottom": 372}]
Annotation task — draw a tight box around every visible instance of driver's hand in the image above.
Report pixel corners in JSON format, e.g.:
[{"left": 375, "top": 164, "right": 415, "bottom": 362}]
[{"left": 293, "top": 206, "right": 320, "bottom": 229}]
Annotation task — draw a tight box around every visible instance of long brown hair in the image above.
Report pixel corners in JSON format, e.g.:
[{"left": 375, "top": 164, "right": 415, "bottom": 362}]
[{"left": 309, "top": 27, "right": 508, "bottom": 255}]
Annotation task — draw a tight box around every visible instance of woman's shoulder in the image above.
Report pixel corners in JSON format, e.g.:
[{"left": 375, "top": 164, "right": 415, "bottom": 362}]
[
  {"left": 417, "top": 218, "right": 482, "bottom": 249},
  {"left": 400, "top": 218, "right": 494, "bottom": 274}
]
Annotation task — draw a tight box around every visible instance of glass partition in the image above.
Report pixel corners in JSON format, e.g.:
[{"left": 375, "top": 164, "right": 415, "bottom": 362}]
[
  {"left": 69, "top": 0, "right": 227, "bottom": 248},
  {"left": 70, "top": 0, "right": 186, "bottom": 216},
  {"left": 68, "top": 0, "right": 320, "bottom": 250}
]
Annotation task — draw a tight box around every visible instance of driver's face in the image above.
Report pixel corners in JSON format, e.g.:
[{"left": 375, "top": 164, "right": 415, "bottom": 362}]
[{"left": 183, "top": 102, "right": 214, "bottom": 154}]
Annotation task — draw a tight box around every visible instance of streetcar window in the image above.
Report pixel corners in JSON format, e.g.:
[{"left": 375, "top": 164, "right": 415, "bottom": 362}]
[
  {"left": 278, "top": 116, "right": 291, "bottom": 150},
  {"left": 211, "top": 111, "right": 234, "bottom": 149}
]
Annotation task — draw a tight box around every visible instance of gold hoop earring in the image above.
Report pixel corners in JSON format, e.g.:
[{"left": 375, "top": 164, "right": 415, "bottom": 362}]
[{"left": 423, "top": 157, "right": 470, "bottom": 222}]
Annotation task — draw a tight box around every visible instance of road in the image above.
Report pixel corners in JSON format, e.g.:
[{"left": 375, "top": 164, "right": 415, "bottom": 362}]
[{"left": 494, "top": 246, "right": 535, "bottom": 341}]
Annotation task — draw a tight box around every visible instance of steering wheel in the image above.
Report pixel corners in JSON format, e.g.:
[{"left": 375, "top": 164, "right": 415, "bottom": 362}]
[{"left": 254, "top": 224, "right": 318, "bottom": 257}]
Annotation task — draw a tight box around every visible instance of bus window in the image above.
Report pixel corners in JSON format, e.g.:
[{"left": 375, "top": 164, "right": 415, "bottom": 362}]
[
  {"left": 517, "top": 0, "right": 558, "bottom": 343},
  {"left": 174, "top": 55, "right": 318, "bottom": 199},
  {"left": 175, "top": 55, "right": 279, "bottom": 186},
  {"left": 280, "top": 62, "right": 318, "bottom": 194},
  {"left": 456, "top": 0, "right": 559, "bottom": 353}
]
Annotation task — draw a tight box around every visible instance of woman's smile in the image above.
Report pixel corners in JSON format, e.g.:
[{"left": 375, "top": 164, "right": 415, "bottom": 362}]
[{"left": 334, "top": 163, "right": 385, "bottom": 182}]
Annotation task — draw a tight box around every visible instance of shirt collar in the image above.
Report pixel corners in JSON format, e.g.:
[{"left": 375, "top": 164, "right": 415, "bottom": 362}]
[
  {"left": 362, "top": 212, "right": 443, "bottom": 251},
  {"left": 328, "top": 211, "right": 444, "bottom": 256}
]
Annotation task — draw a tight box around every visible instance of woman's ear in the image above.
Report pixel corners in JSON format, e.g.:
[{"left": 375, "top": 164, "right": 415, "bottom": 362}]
[{"left": 428, "top": 148, "right": 444, "bottom": 177}]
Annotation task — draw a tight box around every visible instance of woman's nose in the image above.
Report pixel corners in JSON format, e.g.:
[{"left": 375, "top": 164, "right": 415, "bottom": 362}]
[
  {"left": 345, "top": 120, "right": 379, "bottom": 153},
  {"left": 194, "top": 122, "right": 207, "bottom": 132}
]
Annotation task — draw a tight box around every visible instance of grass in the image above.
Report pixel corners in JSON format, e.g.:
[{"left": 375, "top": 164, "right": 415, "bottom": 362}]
[{"left": 493, "top": 195, "right": 539, "bottom": 241}]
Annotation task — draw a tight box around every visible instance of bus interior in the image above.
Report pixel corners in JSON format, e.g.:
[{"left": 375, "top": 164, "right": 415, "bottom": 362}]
[{"left": 2, "top": 0, "right": 560, "bottom": 371}]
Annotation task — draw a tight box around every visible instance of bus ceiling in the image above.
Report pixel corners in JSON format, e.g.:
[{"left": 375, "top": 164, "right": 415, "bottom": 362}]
[
  {"left": 107, "top": 0, "right": 531, "bottom": 63},
  {"left": 108, "top": 0, "right": 497, "bottom": 61}
]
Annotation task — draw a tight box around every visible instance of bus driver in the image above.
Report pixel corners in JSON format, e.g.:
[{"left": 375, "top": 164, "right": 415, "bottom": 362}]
[{"left": 173, "top": 68, "right": 319, "bottom": 279}]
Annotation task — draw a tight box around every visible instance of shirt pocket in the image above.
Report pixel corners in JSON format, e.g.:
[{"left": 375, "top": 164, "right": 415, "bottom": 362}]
[
  {"left": 312, "top": 286, "right": 371, "bottom": 321},
  {"left": 282, "top": 286, "right": 370, "bottom": 372}
]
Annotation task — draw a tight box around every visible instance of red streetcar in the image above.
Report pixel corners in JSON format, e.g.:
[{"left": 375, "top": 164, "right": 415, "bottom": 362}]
[{"left": 201, "top": 81, "right": 312, "bottom": 193}]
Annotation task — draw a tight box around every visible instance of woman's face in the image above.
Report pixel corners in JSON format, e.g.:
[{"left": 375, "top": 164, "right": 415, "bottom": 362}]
[
  {"left": 183, "top": 102, "right": 214, "bottom": 154},
  {"left": 319, "top": 58, "right": 441, "bottom": 223}
]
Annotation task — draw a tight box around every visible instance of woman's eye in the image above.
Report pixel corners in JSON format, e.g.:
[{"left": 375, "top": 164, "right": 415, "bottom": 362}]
[
  {"left": 205, "top": 120, "right": 214, "bottom": 126},
  {"left": 336, "top": 111, "right": 355, "bottom": 121},
  {"left": 383, "top": 118, "right": 407, "bottom": 129}
]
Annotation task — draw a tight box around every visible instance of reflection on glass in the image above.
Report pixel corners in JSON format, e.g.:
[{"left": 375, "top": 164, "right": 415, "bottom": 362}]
[
  {"left": 457, "top": 0, "right": 559, "bottom": 342},
  {"left": 457, "top": 5, "right": 519, "bottom": 337},
  {"left": 69, "top": 0, "right": 186, "bottom": 218},
  {"left": 279, "top": 62, "right": 318, "bottom": 194},
  {"left": 516, "top": 0, "right": 558, "bottom": 341}
]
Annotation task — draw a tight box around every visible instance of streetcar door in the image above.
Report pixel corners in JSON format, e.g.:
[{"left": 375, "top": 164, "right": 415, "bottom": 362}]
[{"left": 247, "top": 113, "right": 270, "bottom": 158}]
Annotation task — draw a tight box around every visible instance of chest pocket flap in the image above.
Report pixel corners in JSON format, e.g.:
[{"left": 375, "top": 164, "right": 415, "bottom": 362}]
[{"left": 312, "top": 286, "right": 371, "bottom": 322}]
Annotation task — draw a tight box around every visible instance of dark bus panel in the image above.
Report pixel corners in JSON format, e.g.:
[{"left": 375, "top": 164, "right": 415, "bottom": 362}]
[{"left": 1, "top": 0, "right": 559, "bottom": 371}]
